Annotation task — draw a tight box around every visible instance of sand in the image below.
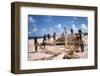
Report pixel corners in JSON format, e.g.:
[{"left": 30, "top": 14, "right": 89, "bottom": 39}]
[{"left": 28, "top": 36, "right": 88, "bottom": 61}]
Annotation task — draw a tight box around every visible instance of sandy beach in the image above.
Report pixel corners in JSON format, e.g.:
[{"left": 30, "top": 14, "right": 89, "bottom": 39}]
[{"left": 28, "top": 35, "right": 88, "bottom": 61}]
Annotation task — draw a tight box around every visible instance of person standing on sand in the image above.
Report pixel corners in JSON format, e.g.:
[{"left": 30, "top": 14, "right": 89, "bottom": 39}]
[
  {"left": 34, "top": 37, "right": 38, "bottom": 52},
  {"left": 80, "top": 40, "right": 84, "bottom": 52},
  {"left": 71, "top": 28, "right": 74, "bottom": 35},
  {"left": 53, "top": 32, "right": 56, "bottom": 45},
  {"left": 64, "top": 27, "right": 68, "bottom": 48},
  {"left": 78, "top": 28, "right": 83, "bottom": 40},
  {"left": 47, "top": 33, "right": 51, "bottom": 43},
  {"left": 78, "top": 29, "right": 84, "bottom": 52},
  {"left": 42, "top": 34, "right": 46, "bottom": 48}
]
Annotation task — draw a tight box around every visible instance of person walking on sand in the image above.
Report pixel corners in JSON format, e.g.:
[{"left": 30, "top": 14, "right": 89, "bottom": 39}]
[{"left": 34, "top": 37, "right": 38, "bottom": 52}]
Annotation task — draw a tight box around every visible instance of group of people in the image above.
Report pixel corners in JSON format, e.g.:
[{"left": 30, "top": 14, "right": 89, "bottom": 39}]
[
  {"left": 34, "top": 32, "right": 57, "bottom": 52},
  {"left": 64, "top": 27, "right": 84, "bottom": 52},
  {"left": 34, "top": 27, "right": 84, "bottom": 52}
]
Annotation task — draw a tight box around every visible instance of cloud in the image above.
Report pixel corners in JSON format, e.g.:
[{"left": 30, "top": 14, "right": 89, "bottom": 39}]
[
  {"left": 55, "top": 24, "right": 62, "bottom": 29},
  {"left": 55, "top": 24, "right": 63, "bottom": 33},
  {"left": 58, "top": 24, "right": 61, "bottom": 28},
  {"left": 28, "top": 16, "right": 36, "bottom": 23},
  {"left": 80, "top": 24, "right": 88, "bottom": 32},
  {"left": 42, "top": 28, "right": 46, "bottom": 32},
  {"left": 81, "top": 24, "right": 87, "bottom": 29},
  {"left": 32, "top": 28, "right": 37, "bottom": 32},
  {"left": 71, "top": 24, "right": 78, "bottom": 33},
  {"left": 71, "top": 24, "right": 77, "bottom": 30}
]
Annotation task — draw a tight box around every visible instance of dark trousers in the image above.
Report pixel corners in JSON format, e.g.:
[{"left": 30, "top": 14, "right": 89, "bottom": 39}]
[{"left": 80, "top": 43, "right": 84, "bottom": 52}]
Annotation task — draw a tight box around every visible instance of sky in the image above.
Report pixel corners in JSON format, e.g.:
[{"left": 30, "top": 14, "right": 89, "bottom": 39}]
[{"left": 28, "top": 15, "right": 88, "bottom": 37}]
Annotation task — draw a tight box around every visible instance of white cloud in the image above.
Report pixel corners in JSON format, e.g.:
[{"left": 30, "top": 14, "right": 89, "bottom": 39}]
[
  {"left": 81, "top": 24, "right": 87, "bottom": 29},
  {"left": 71, "top": 24, "right": 78, "bottom": 33},
  {"left": 71, "top": 24, "right": 77, "bottom": 30},
  {"left": 29, "top": 16, "right": 36, "bottom": 23},
  {"left": 58, "top": 24, "right": 61, "bottom": 28},
  {"left": 32, "top": 28, "right": 37, "bottom": 32},
  {"left": 55, "top": 24, "right": 62, "bottom": 29},
  {"left": 80, "top": 24, "right": 88, "bottom": 32},
  {"left": 55, "top": 24, "right": 64, "bottom": 34},
  {"left": 42, "top": 28, "right": 46, "bottom": 32}
]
